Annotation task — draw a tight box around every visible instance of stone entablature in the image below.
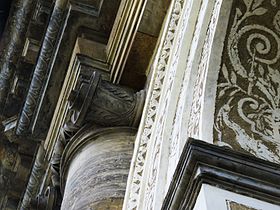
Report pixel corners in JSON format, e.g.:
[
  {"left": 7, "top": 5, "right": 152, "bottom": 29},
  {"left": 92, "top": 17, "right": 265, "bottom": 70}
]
[{"left": 1, "top": 0, "right": 280, "bottom": 209}]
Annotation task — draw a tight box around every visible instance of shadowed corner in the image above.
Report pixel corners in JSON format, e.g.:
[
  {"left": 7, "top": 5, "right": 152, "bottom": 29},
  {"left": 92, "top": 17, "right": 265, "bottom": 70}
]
[{"left": 0, "top": 0, "right": 12, "bottom": 40}]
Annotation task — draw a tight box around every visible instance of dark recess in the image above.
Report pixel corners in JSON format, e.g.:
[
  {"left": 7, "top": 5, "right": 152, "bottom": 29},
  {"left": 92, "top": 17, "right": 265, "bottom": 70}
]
[{"left": 0, "top": 0, "right": 12, "bottom": 39}]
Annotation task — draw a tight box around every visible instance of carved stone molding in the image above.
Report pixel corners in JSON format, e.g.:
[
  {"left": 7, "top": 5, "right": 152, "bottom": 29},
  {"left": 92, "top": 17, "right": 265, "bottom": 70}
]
[
  {"left": 16, "top": 0, "right": 122, "bottom": 138},
  {"left": 124, "top": 0, "right": 185, "bottom": 208},
  {"left": 50, "top": 71, "right": 145, "bottom": 189},
  {"left": 187, "top": 0, "right": 222, "bottom": 138},
  {"left": 69, "top": 71, "right": 145, "bottom": 127},
  {"left": 16, "top": 4, "right": 65, "bottom": 135},
  {"left": 20, "top": 145, "right": 46, "bottom": 210},
  {"left": 44, "top": 55, "right": 110, "bottom": 159},
  {"left": 0, "top": 0, "right": 35, "bottom": 112},
  {"left": 107, "top": 0, "right": 148, "bottom": 83},
  {"left": 162, "top": 139, "right": 280, "bottom": 210}
]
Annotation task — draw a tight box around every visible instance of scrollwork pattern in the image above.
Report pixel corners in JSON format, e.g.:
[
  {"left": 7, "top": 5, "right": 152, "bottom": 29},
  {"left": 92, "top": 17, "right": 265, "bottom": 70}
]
[
  {"left": 214, "top": 0, "right": 280, "bottom": 163},
  {"left": 16, "top": 6, "right": 64, "bottom": 135},
  {"left": 0, "top": 0, "right": 34, "bottom": 110}
]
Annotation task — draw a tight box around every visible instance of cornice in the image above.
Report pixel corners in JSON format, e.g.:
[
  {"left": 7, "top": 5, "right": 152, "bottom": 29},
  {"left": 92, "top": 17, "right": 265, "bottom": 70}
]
[
  {"left": 162, "top": 139, "right": 280, "bottom": 210},
  {"left": 15, "top": 0, "right": 155, "bottom": 139},
  {"left": 16, "top": 5, "right": 65, "bottom": 136}
]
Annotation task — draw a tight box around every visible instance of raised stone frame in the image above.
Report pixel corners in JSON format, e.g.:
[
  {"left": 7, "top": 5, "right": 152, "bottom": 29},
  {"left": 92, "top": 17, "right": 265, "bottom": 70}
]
[{"left": 162, "top": 138, "right": 280, "bottom": 210}]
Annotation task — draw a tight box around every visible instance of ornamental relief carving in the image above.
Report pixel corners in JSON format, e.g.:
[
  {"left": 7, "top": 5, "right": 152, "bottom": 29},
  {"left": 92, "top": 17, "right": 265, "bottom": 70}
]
[
  {"left": 17, "top": 6, "right": 65, "bottom": 135},
  {"left": 126, "top": 0, "right": 185, "bottom": 209},
  {"left": 214, "top": 0, "right": 280, "bottom": 163},
  {"left": 50, "top": 71, "right": 145, "bottom": 189},
  {"left": 188, "top": 0, "right": 221, "bottom": 138},
  {"left": 143, "top": 0, "right": 187, "bottom": 208}
]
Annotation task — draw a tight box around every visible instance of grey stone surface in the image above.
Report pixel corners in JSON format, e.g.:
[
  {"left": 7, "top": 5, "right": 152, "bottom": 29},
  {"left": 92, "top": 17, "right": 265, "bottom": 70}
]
[
  {"left": 0, "top": 0, "right": 35, "bottom": 112},
  {"left": 60, "top": 127, "right": 136, "bottom": 210}
]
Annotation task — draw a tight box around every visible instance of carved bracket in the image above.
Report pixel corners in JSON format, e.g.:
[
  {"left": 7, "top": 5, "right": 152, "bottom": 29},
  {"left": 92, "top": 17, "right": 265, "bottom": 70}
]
[
  {"left": 50, "top": 70, "right": 145, "bottom": 189},
  {"left": 69, "top": 71, "right": 145, "bottom": 127}
]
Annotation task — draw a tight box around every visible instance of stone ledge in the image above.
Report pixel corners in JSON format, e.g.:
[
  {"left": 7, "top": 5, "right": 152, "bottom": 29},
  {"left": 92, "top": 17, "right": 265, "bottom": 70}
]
[{"left": 162, "top": 138, "right": 280, "bottom": 210}]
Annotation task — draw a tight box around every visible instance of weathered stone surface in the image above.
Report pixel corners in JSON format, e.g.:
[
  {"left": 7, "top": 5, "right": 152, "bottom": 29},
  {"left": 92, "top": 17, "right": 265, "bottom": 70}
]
[
  {"left": 0, "top": 1, "right": 11, "bottom": 38},
  {"left": 0, "top": 140, "right": 19, "bottom": 208},
  {"left": 20, "top": 145, "right": 46, "bottom": 210},
  {"left": 138, "top": 0, "right": 171, "bottom": 36},
  {"left": 60, "top": 127, "right": 136, "bottom": 210},
  {"left": 0, "top": 0, "right": 35, "bottom": 112},
  {"left": 16, "top": 4, "right": 65, "bottom": 136},
  {"left": 69, "top": 71, "right": 146, "bottom": 127},
  {"left": 50, "top": 71, "right": 145, "bottom": 189},
  {"left": 227, "top": 201, "right": 259, "bottom": 210},
  {"left": 16, "top": 0, "right": 121, "bottom": 139},
  {"left": 162, "top": 139, "right": 280, "bottom": 210},
  {"left": 120, "top": 32, "right": 157, "bottom": 90}
]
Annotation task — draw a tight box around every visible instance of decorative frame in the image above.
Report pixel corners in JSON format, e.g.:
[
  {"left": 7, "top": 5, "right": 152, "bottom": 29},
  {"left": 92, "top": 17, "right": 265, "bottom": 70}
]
[{"left": 162, "top": 139, "right": 280, "bottom": 210}]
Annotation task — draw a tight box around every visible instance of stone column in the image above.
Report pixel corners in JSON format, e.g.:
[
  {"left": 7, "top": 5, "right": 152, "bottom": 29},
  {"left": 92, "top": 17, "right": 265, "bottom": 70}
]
[{"left": 60, "top": 127, "right": 136, "bottom": 210}]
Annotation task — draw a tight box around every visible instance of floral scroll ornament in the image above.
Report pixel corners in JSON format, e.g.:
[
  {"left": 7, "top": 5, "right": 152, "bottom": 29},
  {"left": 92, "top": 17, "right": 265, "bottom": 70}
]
[{"left": 215, "top": 0, "right": 280, "bottom": 163}]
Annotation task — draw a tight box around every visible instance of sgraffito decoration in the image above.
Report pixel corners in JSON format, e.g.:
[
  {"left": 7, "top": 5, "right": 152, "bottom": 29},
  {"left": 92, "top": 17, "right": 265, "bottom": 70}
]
[
  {"left": 226, "top": 200, "right": 260, "bottom": 210},
  {"left": 214, "top": 0, "right": 280, "bottom": 163}
]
